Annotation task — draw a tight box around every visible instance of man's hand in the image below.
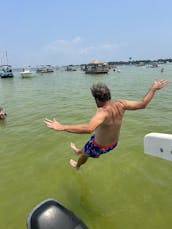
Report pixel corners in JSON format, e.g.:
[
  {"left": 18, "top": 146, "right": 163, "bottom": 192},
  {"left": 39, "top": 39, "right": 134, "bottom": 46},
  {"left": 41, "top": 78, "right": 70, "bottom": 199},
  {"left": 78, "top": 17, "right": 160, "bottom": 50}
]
[
  {"left": 151, "top": 79, "right": 169, "bottom": 91},
  {"left": 44, "top": 118, "right": 64, "bottom": 131}
]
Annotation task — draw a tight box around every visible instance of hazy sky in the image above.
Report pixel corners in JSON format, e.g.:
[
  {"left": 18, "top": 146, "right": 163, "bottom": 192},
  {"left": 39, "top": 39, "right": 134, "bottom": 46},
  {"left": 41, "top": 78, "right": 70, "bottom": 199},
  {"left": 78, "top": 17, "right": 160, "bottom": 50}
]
[{"left": 0, "top": 0, "right": 171, "bottom": 67}]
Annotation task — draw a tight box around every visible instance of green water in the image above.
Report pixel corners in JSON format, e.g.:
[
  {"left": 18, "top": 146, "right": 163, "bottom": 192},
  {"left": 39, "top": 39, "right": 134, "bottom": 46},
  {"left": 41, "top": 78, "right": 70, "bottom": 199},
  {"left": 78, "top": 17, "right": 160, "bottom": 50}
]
[{"left": 0, "top": 65, "right": 172, "bottom": 229}]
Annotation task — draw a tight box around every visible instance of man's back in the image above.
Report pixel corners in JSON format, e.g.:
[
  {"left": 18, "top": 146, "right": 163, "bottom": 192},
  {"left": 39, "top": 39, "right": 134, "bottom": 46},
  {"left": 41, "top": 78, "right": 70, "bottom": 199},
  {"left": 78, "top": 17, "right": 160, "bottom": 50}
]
[{"left": 95, "top": 100, "right": 125, "bottom": 145}]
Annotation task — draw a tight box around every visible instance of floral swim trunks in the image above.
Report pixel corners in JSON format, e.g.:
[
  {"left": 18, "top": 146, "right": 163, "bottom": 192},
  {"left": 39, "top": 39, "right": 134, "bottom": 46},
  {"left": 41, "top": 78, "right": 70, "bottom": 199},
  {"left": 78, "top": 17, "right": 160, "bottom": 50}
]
[{"left": 84, "top": 134, "right": 118, "bottom": 158}]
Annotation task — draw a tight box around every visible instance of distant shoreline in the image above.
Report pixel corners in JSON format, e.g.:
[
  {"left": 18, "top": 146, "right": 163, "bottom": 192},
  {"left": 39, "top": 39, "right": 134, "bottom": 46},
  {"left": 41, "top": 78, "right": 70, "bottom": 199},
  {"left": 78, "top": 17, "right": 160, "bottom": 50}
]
[
  {"left": 108, "top": 58, "right": 172, "bottom": 66},
  {"left": 11, "top": 58, "right": 172, "bottom": 70}
]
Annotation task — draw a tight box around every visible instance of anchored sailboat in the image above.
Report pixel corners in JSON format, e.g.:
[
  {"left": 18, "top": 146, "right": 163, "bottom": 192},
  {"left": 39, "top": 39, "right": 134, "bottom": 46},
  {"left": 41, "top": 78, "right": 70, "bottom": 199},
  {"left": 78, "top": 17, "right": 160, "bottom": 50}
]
[{"left": 0, "top": 51, "right": 14, "bottom": 78}]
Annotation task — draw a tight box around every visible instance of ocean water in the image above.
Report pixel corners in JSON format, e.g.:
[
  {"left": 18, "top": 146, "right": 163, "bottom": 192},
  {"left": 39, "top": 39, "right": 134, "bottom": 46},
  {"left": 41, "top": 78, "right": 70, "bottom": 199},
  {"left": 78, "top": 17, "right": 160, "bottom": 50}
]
[{"left": 0, "top": 65, "right": 172, "bottom": 229}]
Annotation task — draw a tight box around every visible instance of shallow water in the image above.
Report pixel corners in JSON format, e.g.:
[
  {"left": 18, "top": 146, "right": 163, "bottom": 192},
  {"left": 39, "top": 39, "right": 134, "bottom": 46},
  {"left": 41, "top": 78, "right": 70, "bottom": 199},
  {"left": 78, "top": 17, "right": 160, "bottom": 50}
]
[{"left": 0, "top": 65, "right": 172, "bottom": 228}]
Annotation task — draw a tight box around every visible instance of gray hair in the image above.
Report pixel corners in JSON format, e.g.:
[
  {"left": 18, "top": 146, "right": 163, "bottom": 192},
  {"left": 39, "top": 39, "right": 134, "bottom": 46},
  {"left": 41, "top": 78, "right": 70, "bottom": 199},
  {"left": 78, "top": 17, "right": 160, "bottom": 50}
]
[{"left": 90, "top": 83, "right": 111, "bottom": 102}]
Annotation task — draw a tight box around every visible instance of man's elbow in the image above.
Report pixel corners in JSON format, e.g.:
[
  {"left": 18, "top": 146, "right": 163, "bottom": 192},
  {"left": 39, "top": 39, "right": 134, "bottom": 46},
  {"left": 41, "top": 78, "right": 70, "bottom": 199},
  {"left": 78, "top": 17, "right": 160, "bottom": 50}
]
[
  {"left": 87, "top": 127, "right": 94, "bottom": 134},
  {"left": 140, "top": 102, "right": 149, "bottom": 109},
  {"left": 140, "top": 103, "right": 147, "bottom": 109},
  {"left": 134, "top": 102, "right": 147, "bottom": 110},
  {"left": 86, "top": 125, "right": 95, "bottom": 134}
]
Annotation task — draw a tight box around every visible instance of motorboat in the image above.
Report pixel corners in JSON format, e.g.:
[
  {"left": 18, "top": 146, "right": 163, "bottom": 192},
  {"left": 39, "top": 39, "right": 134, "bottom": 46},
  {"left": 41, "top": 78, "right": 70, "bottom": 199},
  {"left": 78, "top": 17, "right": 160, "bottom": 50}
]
[
  {"left": 20, "top": 66, "right": 33, "bottom": 78},
  {"left": 65, "top": 65, "right": 77, "bottom": 71}
]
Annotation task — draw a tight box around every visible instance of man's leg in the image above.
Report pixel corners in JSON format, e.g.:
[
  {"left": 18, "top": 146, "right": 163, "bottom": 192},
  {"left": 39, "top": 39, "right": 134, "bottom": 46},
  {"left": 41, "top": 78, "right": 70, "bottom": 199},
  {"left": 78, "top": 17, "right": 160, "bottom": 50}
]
[
  {"left": 70, "top": 142, "right": 82, "bottom": 155},
  {"left": 70, "top": 151, "right": 89, "bottom": 170},
  {"left": 70, "top": 138, "right": 90, "bottom": 169},
  {"left": 77, "top": 153, "right": 89, "bottom": 167}
]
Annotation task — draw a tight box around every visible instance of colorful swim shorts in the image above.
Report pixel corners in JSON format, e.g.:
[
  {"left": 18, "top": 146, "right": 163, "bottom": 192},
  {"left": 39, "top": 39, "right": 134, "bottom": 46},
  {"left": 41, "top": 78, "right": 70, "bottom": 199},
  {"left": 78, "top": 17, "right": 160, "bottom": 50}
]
[{"left": 84, "top": 135, "right": 118, "bottom": 158}]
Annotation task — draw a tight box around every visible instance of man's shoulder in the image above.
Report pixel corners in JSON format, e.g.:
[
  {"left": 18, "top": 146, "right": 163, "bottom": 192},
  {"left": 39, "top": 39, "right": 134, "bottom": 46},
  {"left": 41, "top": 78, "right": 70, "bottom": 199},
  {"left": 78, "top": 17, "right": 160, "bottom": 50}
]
[
  {"left": 113, "top": 99, "right": 126, "bottom": 106},
  {"left": 97, "top": 107, "right": 108, "bottom": 113}
]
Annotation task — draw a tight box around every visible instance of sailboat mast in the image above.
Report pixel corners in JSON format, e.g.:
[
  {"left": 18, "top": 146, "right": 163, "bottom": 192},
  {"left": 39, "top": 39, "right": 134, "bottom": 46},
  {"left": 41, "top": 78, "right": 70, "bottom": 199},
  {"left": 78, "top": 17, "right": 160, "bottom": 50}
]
[{"left": 5, "top": 50, "right": 8, "bottom": 65}]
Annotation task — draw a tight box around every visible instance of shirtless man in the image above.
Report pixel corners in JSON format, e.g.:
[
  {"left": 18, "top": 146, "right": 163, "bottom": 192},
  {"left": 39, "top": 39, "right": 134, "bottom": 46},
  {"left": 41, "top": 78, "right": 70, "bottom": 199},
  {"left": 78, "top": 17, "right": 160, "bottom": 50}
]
[{"left": 44, "top": 79, "right": 168, "bottom": 169}]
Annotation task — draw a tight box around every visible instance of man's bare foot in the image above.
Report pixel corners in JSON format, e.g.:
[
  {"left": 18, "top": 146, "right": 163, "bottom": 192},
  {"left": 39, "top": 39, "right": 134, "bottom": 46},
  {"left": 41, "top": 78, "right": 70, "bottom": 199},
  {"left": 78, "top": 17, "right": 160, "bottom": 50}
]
[
  {"left": 69, "top": 159, "right": 79, "bottom": 170},
  {"left": 70, "top": 142, "right": 81, "bottom": 155}
]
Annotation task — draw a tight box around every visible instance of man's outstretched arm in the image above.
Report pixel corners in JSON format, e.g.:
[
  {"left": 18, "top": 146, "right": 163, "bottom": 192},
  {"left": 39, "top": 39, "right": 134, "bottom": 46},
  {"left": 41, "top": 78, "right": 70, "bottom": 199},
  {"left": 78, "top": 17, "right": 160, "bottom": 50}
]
[
  {"left": 44, "top": 108, "right": 108, "bottom": 133},
  {"left": 120, "top": 79, "right": 169, "bottom": 110}
]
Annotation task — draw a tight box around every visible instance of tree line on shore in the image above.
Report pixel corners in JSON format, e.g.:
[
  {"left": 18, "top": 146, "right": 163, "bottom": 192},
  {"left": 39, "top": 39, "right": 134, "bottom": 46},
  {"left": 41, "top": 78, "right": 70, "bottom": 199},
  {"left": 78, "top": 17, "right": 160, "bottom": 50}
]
[{"left": 108, "top": 58, "right": 172, "bottom": 66}]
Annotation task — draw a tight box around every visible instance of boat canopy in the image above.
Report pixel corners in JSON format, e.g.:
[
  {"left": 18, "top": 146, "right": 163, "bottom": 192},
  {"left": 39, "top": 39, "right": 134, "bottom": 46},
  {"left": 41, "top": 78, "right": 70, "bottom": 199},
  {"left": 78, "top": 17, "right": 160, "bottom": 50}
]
[{"left": 89, "top": 60, "right": 106, "bottom": 65}]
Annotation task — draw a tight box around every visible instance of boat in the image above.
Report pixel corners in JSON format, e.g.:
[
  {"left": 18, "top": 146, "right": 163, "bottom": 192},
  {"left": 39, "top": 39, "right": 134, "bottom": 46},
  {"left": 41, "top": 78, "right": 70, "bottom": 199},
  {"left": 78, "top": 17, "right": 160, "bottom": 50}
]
[
  {"left": 146, "top": 62, "right": 159, "bottom": 68},
  {"left": 150, "top": 62, "right": 159, "bottom": 68},
  {"left": 65, "top": 65, "right": 77, "bottom": 71},
  {"left": 20, "top": 66, "right": 33, "bottom": 78},
  {"left": 85, "top": 60, "right": 109, "bottom": 74},
  {"left": 113, "top": 66, "right": 121, "bottom": 72},
  {"left": 36, "top": 65, "right": 54, "bottom": 73},
  {"left": 144, "top": 132, "right": 172, "bottom": 161},
  {"left": 0, "top": 65, "right": 14, "bottom": 78},
  {"left": 27, "top": 198, "right": 88, "bottom": 229},
  {"left": 0, "top": 51, "right": 14, "bottom": 78}
]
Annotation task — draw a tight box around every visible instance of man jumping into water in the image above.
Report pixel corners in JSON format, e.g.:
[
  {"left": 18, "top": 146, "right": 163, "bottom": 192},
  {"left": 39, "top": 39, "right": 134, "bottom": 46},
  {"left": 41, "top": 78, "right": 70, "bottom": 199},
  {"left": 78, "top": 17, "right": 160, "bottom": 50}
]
[{"left": 44, "top": 79, "right": 168, "bottom": 170}]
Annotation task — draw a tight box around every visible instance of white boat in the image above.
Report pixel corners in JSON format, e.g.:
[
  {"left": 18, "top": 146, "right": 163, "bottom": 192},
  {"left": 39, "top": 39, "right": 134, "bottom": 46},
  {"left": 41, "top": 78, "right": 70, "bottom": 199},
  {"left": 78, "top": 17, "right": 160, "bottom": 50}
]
[{"left": 20, "top": 66, "right": 33, "bottom": 78}]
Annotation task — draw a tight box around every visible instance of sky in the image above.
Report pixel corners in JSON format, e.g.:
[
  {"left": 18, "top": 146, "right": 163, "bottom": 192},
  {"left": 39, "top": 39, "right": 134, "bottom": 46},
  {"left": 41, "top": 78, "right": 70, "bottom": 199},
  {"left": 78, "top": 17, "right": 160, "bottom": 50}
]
[{"left": 0, "top": 0, "right": 172, "bottom": 67}]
